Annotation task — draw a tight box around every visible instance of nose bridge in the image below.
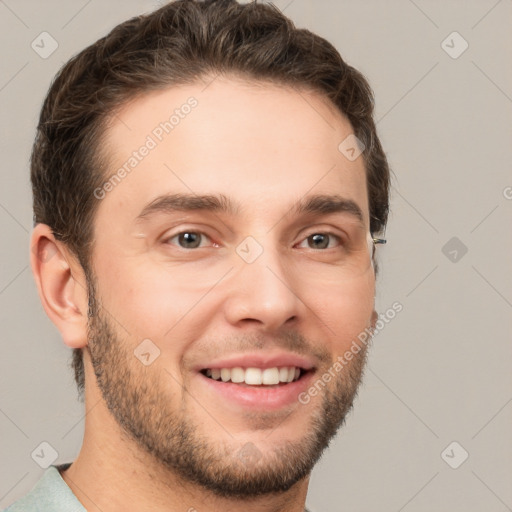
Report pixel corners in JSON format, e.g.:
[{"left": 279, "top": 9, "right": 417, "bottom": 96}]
[{"left": 224, "top": 237, "right": 303, "bottom": 329}]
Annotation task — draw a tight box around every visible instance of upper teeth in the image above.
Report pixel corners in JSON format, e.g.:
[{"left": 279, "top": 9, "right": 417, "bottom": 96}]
[{"left": 205, "top": 366, "right": 301, "bottom": 385}]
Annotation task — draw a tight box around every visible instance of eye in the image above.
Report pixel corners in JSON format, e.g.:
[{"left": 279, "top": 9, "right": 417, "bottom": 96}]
[
  {"left": 165, "top": 231, "right": 213, "bottom": 249},
  {"left": 296, "top": 232, "right": 343, "bottom": 250}
]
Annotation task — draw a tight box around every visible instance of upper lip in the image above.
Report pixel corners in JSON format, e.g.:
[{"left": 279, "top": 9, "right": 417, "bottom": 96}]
[{"left": 196, "top": 352, "right": 317, "bottom": 371}]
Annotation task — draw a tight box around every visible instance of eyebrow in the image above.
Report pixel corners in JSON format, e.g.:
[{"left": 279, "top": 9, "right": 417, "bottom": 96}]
[
  {"left": 292, "top": 194, "right": 364, "bottom": 225},
  {"left": 135, "top": 193, "right": 240, "bottom": 221},
  {"left": 134, "top": 192, "right": 365, "bottom": 226}
]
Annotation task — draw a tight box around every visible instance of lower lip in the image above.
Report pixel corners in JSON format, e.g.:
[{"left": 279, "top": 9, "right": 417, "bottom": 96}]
[{"left": 197, "top": 371, "right": 316, "bottom": 411}]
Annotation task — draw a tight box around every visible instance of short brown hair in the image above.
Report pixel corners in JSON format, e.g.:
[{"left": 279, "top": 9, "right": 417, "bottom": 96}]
[{"left": 31, "top": 0, "right": 390, "bottom": 395}]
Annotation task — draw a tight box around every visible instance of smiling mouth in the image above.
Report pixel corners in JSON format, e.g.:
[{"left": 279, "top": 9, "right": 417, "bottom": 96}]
[{"left": 200, "top": 366, "right": 312, "bottom": 387}]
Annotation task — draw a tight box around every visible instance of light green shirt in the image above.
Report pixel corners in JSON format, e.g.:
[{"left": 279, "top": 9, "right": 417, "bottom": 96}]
[{"left": 3, "top": 463, "right": 85, "bottom": 511}]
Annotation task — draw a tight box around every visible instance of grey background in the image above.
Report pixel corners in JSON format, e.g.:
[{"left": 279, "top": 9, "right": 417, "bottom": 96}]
[{"left": 1, "top": 1, "right": 511, "bottom": 510}]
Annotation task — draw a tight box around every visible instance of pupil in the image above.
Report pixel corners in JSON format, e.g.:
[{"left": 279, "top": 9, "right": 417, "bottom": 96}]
[
  {"left": 179, "top": 232, "right": 201, "bottom": 248},
  {"left": 310, "top": 234, "right": 328, "bottom": 249}
]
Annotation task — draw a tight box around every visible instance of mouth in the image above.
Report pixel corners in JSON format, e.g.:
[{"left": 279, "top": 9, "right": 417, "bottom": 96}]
[
  {"left": 199, "top": 366, "right": 311, "bottom": 387},
  {"left": 194, "top": 352, "right": 318, "bottom": 410}
]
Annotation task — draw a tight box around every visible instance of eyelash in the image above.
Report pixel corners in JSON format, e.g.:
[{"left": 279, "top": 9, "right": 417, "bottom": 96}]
[{"left": 163, "top": 230, "right": 344, "bottom": 251}]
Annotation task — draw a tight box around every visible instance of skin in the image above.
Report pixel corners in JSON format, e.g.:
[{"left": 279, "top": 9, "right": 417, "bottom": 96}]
[{"left": 30, "top": 75, "right": 378, "bottom": 512}]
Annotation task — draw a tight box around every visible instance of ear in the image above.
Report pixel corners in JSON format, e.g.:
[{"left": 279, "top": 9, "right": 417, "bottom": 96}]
[
  {"left": 370, "top": 309, "right": 378, "bottom": 331},
  {"left": 30, "top": 224, "right": 89, "bottom": 349}
]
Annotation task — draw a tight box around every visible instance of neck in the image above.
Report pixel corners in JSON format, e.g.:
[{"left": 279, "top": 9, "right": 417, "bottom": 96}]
[{"left": 61, "top": 391, "right": 310, "bottom": 512}]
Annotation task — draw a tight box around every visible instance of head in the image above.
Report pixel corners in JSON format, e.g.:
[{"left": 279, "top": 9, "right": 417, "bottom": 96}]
[{"left": 30, "top": 0, "right": 389, "bottom": 499}]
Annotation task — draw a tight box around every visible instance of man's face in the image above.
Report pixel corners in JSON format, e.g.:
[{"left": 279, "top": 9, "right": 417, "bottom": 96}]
[{"left": 85, "top": 76, "right": 376, "bottom": 497}]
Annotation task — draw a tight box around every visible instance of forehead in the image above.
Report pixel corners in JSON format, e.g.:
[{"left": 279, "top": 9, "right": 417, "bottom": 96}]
[{"left": 97, "top": 76, "right": 369, "bottom": 227}]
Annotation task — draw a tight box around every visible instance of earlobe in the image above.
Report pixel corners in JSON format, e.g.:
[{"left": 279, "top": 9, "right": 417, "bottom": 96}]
[
  {"left": 30, "top": 224, "right": 89, "bottom": 349},
  {"left": 370, "top": 309, "right": 378, "bottom": 331}
]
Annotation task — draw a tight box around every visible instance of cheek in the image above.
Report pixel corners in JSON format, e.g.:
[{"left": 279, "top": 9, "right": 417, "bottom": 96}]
[
  {"left": 94, "top": 258, "right": 214, "bottom": 345},
  {"left": 314, "top": 273, "right": 375, "bottom": 350},
  {"left": 93, "top": 247, "right": 375, "bottom": 357},
  {"left": 93, "top": 260, "right": 169, "bottom": 337}
]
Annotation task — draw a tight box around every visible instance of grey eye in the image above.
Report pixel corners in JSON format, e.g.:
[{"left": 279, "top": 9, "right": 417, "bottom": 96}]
[
  {"left": 308, "top": 234, "right": 330, "bottom": 249},
  {"left": 300, "top": 233, "right": 340, "bottom": 250},
  {"left": 173, "top": 232, "right": 204, "bottom": 249}
]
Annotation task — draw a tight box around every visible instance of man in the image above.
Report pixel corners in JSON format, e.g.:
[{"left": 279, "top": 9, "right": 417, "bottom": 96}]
[{"left": 6, "top": 0, "right": 389, "bottom": 510}]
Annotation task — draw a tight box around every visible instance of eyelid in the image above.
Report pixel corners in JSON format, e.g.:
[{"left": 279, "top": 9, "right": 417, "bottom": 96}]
[{"left": 296, "top": 223, "right": 348, "bottom": 241}]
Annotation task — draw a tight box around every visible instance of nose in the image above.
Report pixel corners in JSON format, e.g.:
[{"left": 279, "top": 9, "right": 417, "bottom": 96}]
[{"left": 222, "top": 246, "right": 305, "bottom": 332}]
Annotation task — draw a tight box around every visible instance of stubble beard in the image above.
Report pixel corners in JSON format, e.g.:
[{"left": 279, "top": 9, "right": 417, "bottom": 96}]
[{"left": 85, "top": 275, "right": 370, "bottom": 498}]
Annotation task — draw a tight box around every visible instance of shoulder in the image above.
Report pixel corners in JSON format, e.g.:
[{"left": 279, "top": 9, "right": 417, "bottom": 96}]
[{"left": 2, "top": 464, "right": 84, "bottom": 512}]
